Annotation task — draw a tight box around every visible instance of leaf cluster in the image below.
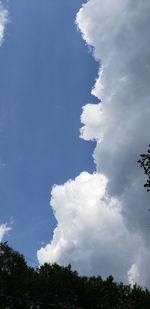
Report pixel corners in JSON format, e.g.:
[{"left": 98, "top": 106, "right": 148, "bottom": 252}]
[{"left": 138, "top": 145, "right": 150, "bottom": 191}]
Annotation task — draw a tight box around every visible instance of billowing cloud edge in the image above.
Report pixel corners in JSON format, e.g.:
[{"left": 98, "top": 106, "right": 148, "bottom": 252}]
[
  {"left": 37, "top": 0, "right": 150, "bottom": 287},
  {"left": 37, "top": 171, "right": 149, "bottom": 285}
]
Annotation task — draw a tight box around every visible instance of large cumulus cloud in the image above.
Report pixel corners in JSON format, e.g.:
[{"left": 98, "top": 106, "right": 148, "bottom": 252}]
[
  {"left": 37, "top": 172, "right": 146, "bottom": 283},
  {"left": 38, "top": 0, "right": 150, "bottom": 286},
  {"left": 77, "top": 0, "right": 150, "bottom": 239}
]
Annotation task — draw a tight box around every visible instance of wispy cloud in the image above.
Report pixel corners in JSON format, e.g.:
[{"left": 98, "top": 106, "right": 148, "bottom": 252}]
[
  {"left": 38, "top": 0, "right": 150, "bottom": 287},
  {"left": 0, "top": 4, "right": 9, "bottom": 244},
  {"left": 0, "top": 2, "right": 8, "bottom": 46},
  {"left": 0, "top": 223, "right": 11, "bottom": 242}
]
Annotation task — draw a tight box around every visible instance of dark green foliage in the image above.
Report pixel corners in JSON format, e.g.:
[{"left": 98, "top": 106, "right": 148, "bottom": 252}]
[
  {"left": 0, "top": 242, "right": 150, "bottom": 308},
  {"left": 138, "top": 145, "right": 150, "bottom": 191}
]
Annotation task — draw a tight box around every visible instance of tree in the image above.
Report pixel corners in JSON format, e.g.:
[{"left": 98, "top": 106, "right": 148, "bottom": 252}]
[
  {"left": 138, "top": 145, "right": 150, "bottom": 191},
  {"left": 1, "top": 242, "right": 150, "bottom": 308},
  {"left": 0, "top": 242, "right": 30, "bottom": 308}
]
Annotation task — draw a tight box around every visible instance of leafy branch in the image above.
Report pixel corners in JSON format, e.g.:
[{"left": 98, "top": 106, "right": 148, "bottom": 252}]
[{"left": 138, "top": 145, "right": 150, "bottom": 191}]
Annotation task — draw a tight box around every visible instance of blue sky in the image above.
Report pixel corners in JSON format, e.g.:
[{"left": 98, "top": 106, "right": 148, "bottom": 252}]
[
  {"left": 0, "top": 0, "right": 98, "bottom": 263},
  {"left": 1, "top": 0, "right": 150, "bottom": 287}
]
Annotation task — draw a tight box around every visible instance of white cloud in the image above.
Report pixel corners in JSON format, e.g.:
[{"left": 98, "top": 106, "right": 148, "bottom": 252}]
[
  {"left": 37, "top": 172, "right": 147, "bottom": 283},
  {"left": 77, "top": 0, "right": 150, "bottom": 191},
  {"left": 38, "top": 0, "right": 150, "bottom": 287},
  {"left": 128, "top": 264, "right": 140, "bottom": 287},
  {"left": 80, "top": 103, "right": 104, "bottom": 141},
  {"left": 127, "top": 247, "right": 150, "bottom": 287},
  {"left": 0, "top": 4, "right": 9, "bottom": 243},
  {"left": 76, "top": 0, "right": 150, "bottom": 286},
  {"left": 0, "top": 2, "right": 8, "bottom": 46},
  {"left": 0, "top": 223, "right": 11, "bottom": 242}
]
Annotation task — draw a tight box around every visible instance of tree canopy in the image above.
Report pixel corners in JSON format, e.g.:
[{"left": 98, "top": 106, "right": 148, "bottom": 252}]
[{"left": 0, "top": 242, "right": 150, "bottom": 308}]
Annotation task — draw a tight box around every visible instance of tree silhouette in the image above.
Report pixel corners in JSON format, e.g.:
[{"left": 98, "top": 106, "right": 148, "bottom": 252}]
[
  {"left": 1, "top": 242, "right": 150, "bottom": 308},
  {"left": 138, "top": 145, "right": 150, "bottom": 191}
]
